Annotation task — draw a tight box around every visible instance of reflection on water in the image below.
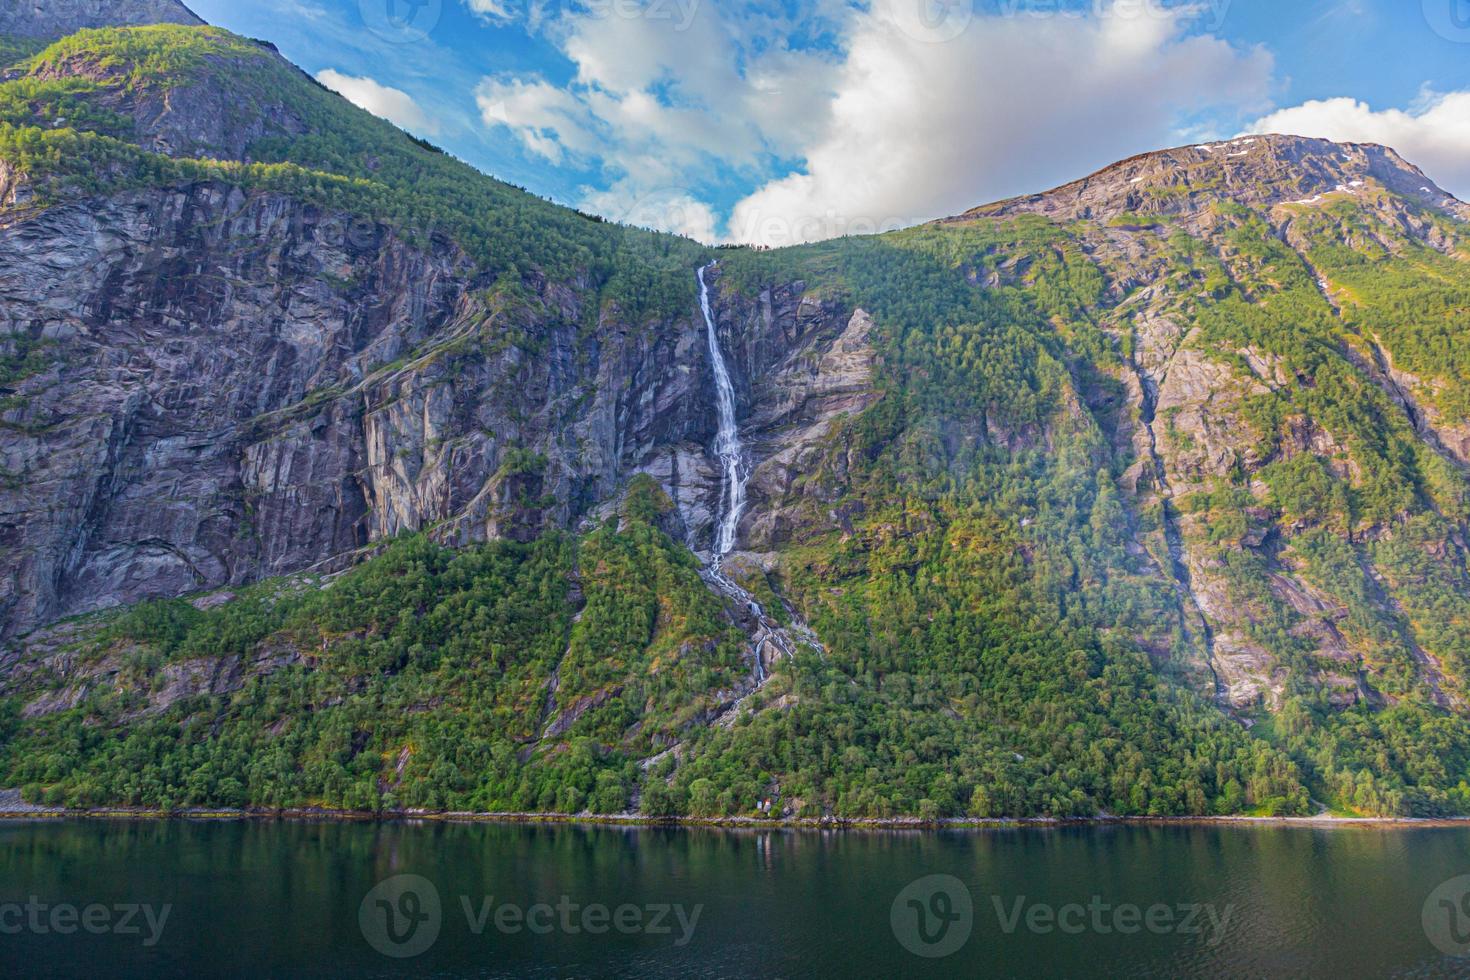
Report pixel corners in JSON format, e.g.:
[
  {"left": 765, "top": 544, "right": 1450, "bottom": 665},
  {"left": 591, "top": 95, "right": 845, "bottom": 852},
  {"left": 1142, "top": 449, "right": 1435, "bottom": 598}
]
[{"left": 1, "top": 820, "right": 1469, "bottom": 977}]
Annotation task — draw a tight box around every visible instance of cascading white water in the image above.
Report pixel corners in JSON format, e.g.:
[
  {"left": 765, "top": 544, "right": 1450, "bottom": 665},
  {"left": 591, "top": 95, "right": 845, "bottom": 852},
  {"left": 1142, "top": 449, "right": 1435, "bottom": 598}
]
[
  {"left": 693, "top": 263, "right": 823, "bottom": 691},
  {"left": 699, "top": 262, "right": 746, "bottom": 564}
]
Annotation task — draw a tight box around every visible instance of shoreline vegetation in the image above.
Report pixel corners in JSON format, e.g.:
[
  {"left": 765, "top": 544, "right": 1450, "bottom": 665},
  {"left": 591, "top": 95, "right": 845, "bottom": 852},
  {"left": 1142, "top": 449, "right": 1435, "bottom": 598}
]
[{"left": 3, "top": 798, "right": 1470, "bottom": 830}]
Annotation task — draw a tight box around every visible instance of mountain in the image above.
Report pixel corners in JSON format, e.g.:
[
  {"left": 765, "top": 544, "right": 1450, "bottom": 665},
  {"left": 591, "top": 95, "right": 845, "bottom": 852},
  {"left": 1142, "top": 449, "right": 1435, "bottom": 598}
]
[
  {"left": 0, "top": 0, "right": 201, "bottom": 39},
  {"left": 943, "top": 133, "right": 1470, "bottom": 712},
  {"left": 3, "top": 10, "right": 1470, "bottom": 821}
]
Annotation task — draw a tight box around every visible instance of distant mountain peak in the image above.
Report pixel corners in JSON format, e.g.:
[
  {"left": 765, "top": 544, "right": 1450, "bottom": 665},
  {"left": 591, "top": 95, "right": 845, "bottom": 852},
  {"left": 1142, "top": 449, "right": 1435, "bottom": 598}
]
[
  {"left": 956, "top": 134, "right": 1466, "bottom": 225},
  {"left": 0, "top": 0, "right": 203, "bottom": 39}
]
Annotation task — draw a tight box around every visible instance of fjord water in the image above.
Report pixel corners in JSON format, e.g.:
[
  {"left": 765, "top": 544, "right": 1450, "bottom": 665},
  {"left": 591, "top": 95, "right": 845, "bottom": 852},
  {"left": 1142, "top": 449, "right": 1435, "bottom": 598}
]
[{"left": 3, "top": 821, "right": 1469, "bottom": 978}]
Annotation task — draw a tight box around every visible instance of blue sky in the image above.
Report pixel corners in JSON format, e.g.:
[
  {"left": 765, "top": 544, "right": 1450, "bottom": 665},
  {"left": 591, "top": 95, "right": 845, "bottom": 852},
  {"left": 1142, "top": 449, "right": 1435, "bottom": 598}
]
[{"left": 186, "top": 0, "right": 1470, "bottom": 243}]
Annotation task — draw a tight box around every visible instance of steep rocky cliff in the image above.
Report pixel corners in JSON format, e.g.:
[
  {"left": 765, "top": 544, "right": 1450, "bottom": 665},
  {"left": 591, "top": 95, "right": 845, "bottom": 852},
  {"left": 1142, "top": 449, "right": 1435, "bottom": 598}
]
[
  {"left": 0, "top": 178, "right": 867, "bottom": 635},
  {"left": 0, "top": 20, "right": 872, "bottom": 637}
]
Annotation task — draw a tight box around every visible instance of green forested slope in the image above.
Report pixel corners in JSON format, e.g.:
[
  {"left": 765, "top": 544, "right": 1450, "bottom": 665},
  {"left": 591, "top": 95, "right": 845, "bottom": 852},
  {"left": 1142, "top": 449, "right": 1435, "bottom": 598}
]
[{"left": 0, "top": 25, "right": 702, "bottom": 320}]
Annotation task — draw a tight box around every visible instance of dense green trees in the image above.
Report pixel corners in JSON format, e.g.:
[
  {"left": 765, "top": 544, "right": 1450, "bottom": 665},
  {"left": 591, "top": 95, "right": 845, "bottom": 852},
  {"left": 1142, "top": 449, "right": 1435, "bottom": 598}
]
[
  {"left": 662, "top": 507, "right": 1311, "bottom": 819},
  {"left": 0, "top": 495, "right": 741, "bottom": 814},
  {"left": 0, "top": 476, "right": 1316, "bottom": 819}
]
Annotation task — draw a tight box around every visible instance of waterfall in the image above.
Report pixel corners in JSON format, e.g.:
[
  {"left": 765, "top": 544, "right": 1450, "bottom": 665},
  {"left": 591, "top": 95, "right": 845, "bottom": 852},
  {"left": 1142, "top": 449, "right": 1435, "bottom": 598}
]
[
  {"left": 692, "top": 263, "right": 823, "bottom": 695},
  {"left": 699, "top": 262, "right": 746, "bottom": 564}
]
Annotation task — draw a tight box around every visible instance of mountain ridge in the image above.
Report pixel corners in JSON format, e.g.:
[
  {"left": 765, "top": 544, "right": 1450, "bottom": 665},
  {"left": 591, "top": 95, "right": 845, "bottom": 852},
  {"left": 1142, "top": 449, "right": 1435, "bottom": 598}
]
[
  {"left": 956, "top": 133, "right": 1469, "bottom": 226},
  {"left": 0, "top": 0, "right": 201, "bottom": 39}
]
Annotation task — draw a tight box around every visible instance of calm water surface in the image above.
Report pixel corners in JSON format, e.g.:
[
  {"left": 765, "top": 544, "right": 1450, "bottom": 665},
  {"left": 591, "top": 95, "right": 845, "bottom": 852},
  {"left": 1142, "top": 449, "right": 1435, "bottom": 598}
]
[{"left": 2, "top": 820, "right": 1470, "bottom": 977}]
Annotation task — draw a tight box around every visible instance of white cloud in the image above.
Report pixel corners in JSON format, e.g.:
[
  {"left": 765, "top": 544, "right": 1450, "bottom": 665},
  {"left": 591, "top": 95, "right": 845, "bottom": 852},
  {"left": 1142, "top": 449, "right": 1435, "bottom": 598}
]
[
  {"left": 316, "top": 69, "right": 441, "bottom": 136},
  {"left": 580, "top": 182, "right": 719, "bottom": 242},
  {"left": 731, "top": 0, "right": 1274, "bottom": 245},
  {"left": 463, "top": 0, "right": 516, "bottom": 20},
  {"left": 473, "top": 1, "right": 843, "bottom": 239},
  {"left": 476, "top": 76, "right": 604, "bottom": 165},
  {"left": 554, "top": 4, "right": 843, "bottom": 168},
  {"left": 1247, "top": 91, "right": 1470, "bottom": 199},
  {"left": 471, "top": 1, "right": 1273, "bottom": 244}
]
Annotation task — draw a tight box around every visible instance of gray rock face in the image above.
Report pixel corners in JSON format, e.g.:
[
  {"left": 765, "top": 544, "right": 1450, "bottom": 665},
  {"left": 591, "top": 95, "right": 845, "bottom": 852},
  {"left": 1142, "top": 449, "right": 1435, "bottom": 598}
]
[
  {"left": 0, "top": 0, "right": 202, "bottom": 38},
  {"left": 0, "top": 167, "right": 867, "bottom": 638},
  {"left": 0, "top": 182, "right": 458, "bottom": 630},
  {"left": 741, "top": 306, "right": 877, "bottom": 551}
]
